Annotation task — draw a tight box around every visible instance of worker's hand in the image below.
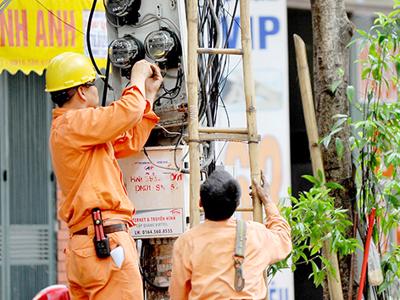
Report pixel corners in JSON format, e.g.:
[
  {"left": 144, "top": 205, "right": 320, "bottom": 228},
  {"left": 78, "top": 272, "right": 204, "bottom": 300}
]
[
  {"left": 145, "top": 64, "right": 163, "bottom": 103},
  {"left": 129, "top": 60, "right": 154, "bottom": 95},
  {"left": 130, "top": 60, "right": 153, "bottom": 80},
  {"left": 251, "top": 172, "right": 274, "bottom": 207}
]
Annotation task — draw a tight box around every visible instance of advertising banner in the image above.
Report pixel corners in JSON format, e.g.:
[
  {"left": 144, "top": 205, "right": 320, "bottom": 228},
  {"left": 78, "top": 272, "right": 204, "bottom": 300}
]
[{"left": 0, "top": 0, "right": 107, "bottom": 75}]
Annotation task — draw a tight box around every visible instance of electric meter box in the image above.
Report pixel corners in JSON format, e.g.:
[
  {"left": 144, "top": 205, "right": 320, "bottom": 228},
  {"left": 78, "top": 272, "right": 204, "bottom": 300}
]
[
  {"left": 119, "top": 146, "right": 188, "bottom": 238},
  {"left": 106, "top": 0, "right": 188, "bottom": 128}
]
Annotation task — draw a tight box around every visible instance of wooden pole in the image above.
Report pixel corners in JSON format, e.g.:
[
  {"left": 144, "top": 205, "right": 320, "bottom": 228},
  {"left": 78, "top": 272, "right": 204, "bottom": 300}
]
[
  {"left": 240, "top": 0, "right": 261, "bottom": 223},
  {"left": 294, "top": 34, "right": 344, "bottom": 300},
  {"left": 240, "top": 1, "right": 266, "bottom": 298},
  {"left": 187, "top": 0, "right": 200, "bottom": 227}
]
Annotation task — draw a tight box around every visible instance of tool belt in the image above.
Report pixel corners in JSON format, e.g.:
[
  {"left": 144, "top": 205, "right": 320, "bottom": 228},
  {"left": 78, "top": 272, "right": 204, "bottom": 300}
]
[
  {"left": 72, "top": 208, "right": 130, "bottom": 258},
  {"left": 73, "top": 223, "right": 128, "bottom": 235}
]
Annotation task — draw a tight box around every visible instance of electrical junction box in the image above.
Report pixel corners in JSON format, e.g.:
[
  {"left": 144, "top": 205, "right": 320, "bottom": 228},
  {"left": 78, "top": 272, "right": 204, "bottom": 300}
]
[
  {"left": 106, "top": 0, "right": 188, "bottom": 129},
  {"left": 119, "top": 146, "right": 189, "bottom": 238}
]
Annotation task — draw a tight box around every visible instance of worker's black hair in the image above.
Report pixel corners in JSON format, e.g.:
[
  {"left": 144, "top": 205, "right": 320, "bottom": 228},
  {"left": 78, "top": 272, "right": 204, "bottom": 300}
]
[
  {"left": 200, "top": 169, "right": 241, "bottom": 221},
  {"left": 50, "top": 81, "right": 96, "bottom": 107},
  {"left": 50, "top": 87, "right": 77, "bottom": 107}
]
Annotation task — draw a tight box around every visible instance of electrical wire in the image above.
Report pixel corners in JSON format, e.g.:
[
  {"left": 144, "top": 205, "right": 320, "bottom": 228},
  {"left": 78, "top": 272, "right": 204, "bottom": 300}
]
[
  {"left": 108, "top": 13, "right": 181, "bottom": 39},
  {"left": 193, "top": 0, "right": 240, "bottom": 174},
  {"left": 87, "top": 0, "right": 113, "bottom": 96},
  {"left": 143, "top": 147, "right": 181, "bottom": 172},
  {"left": 87, "top": 0, "right": 102, "bottom": 76},
  {"left": 155, "top": 124, "right": 182, "bottom": 136},
  {"left": 0, "top": 0, "right": 12, "bottom": 13},
  {"left": 215, "top": 94, "right": 231, "bottom": 162},
  {"left": 101, "top": 54, "right": 111, "bottom": 107},
  {"left": 138, "top": 0, "right": 239, "bottom": 175},
  {"left": 139, "top": 240, "right": 169, "bottom": 291},
  {"left": 33, "top": 0, "right": 84, "bottom": 35},
  {"left": 154, "top": 67, "right": 183, "bottom": 105}
]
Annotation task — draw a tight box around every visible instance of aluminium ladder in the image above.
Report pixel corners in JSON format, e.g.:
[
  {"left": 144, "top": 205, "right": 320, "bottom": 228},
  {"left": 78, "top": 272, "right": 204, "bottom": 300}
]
[{"left": 186, "top": 0, "right": 262, "bottom": 226}]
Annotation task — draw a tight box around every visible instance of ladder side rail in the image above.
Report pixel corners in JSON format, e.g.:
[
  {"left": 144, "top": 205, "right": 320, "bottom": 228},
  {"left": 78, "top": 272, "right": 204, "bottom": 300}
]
[
  {"left": 239, "top": 0, "right": 262, "bottom": 222},
  {"left": 187, "top": 0, "right": 201, "bottom": 227}
]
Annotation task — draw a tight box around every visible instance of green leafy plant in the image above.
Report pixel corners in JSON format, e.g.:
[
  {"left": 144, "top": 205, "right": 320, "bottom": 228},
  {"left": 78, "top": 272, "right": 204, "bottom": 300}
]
[
  {"left": 269, "top": 174, "right": 359, "bottom": 287},
  {"left": 320, "top": 2, "right": 400, "bottom": 297}
]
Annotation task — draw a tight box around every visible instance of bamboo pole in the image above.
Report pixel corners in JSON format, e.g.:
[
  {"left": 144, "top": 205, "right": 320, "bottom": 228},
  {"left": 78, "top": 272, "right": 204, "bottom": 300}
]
[
  {"left": 240, "top": 2, "right": 266, "bottom": 299},
  {"left": 294, "top": 34, "right": 344, "bottom": 300},
  {"left": 187, "top": 0, "right": 200, "bottom": 227},
  {"left": 240, "top": 0, "right": 262, "bottom": 223},
  {"left": 197, "top": 48, "right": 243, "bottom": 55},
  {"left": 198, "top": 127, "right": 248, "bottom": 134}
]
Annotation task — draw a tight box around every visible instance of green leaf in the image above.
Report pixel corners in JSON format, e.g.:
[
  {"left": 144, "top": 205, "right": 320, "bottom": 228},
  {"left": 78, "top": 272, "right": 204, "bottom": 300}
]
[
  {"left": 335, "top": 137, "right": 345, "bottom": 158},
  {"left": 349, "top": 136, "right": 355, "bottom": 147},
  {"left": 325, "top": 182, "right": 344, "bottom": 190},
  {"left": 346, "top": 85, "right": 355, "bottom": 102},
  {"left": 316, "top": 170, "right": 324, "bottom": 182},
  {"left": 302, "top": 175, "right": 318, "bottom": 185},
  {"left": 361, "top": 67, "right": 371, "bottom": 79},
  {"left": 396, "top": 62, "right": 400, "bottom": 78},
  {"left": 356, "top": 29, "right": 368, "bottom": 38},
  {"left": 321, "top": 135, "right": 331, "bottom": 149},
  {"left": 346, "top": 38, "right": 358, "bottom": 48},
  {"left": 310, "top": 260, "right": 320, "bottom": 275},
  {"left": 378, "top": 34, "right": 387, "bottom": 45},
  {"left": 332, "top": 113, "right": 348, "bottom": 119},
  {"left": 330, "top": 80, "right": 341, "bottom": 93}
]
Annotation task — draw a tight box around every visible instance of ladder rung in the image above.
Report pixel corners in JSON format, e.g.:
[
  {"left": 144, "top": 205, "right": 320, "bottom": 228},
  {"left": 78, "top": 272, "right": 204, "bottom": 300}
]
[
  {"left": 198, "top": 127, "right": 248, "bottom": 134},
  {"left": 236, "top": 208, "right": 254, "bottom": 212},
  {"left": 198, "top": 133, "right": 257, "bottom": 142},
  {"left": 197, "top": 48, "right": 243, "bottom": 55}
]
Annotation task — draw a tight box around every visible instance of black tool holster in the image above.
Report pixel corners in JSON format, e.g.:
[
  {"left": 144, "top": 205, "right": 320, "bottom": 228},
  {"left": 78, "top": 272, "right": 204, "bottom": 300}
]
[{"left": 92, "top": 208, "right": 111, "bottom": 258}]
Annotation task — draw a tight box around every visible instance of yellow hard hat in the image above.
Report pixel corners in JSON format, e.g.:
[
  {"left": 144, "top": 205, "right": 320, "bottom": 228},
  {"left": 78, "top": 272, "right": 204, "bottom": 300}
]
[{"left": 45, "top": 52, "right": 97, "bottom": 92}]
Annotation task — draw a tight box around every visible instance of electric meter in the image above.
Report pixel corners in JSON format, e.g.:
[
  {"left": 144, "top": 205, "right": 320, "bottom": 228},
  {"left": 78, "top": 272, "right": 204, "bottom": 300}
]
[
  {"left": 109, "top": 35, "right": 145, "bottom": 76},
  {"left": 144, "top": 28, "right": 181, "bottom": 67},
  {"left": 104, "top": 0, "right": 141, "bottom": 26}
]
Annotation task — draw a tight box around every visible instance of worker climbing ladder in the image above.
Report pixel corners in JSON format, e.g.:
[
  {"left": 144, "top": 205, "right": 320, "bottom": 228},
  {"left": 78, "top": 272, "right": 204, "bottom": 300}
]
[{"left": 186, "top": 0, "right": 262, "bottom": 226}]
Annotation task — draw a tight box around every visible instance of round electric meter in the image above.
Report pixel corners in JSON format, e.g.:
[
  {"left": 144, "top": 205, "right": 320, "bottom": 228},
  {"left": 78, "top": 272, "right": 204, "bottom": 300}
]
[
  {"left": 104, "top": 0, "right": 141, "bottom": 26},
  {"left": 109, "top": 35, "right": 145, "bottom": 69},
  {"left": 144, "top": 28, "right": 181, "bottom": 67}
]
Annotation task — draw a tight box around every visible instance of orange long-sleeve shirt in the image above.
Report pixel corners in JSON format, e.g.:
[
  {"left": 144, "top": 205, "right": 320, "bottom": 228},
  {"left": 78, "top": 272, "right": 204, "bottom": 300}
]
[
  {"left": 169, "top": 203, "right": 292, "bottom": 300},
  {"left": 50, "top": 86, "right": 159, "bottom": 233}
]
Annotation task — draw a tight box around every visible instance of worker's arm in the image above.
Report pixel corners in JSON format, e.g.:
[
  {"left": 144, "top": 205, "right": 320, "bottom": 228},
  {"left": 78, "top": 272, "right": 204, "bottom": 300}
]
[
  {"left": 169, "top": 237, "right": 192, "bottom": 300},
  {"left": 65, "top": 61, "right": 158, "bottom": 149},
  {"left": 253, "top": 177, "right": 292, "bottom": 264},
  {"left": 112, "top": 100, "right": 159, "bottom": 158},
  {"left": 112, "top": 65, "right": 162, "bottom": 158}
]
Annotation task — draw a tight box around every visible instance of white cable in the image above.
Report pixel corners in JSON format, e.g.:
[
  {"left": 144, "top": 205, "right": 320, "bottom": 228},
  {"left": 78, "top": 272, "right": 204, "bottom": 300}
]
[{"left": 155, "top": 124, "right": 182, "bottom": 136}]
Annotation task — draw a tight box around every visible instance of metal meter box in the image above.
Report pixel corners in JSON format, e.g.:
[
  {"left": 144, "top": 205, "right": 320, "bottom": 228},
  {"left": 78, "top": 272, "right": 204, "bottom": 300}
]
[
  {"left": 106, "top": 0, "right": 188, "bottom": 129},
  {"left": 119, "top": 146, "right": 188, "bottom": 238}
]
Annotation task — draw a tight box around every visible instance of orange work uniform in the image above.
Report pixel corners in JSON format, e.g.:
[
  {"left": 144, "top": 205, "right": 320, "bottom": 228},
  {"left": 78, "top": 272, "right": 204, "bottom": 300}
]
[
  {"left": 50, "top": 86, "right": 159, "bottom": 300},
  {"left": 169, "top": 203, "right": 292, "bottom": 300}
]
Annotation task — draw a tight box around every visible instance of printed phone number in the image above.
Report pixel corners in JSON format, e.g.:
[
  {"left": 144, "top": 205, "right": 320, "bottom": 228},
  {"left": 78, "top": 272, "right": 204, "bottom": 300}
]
[{"left": 136, "top": 228, "right": 173, "bottom": 235}]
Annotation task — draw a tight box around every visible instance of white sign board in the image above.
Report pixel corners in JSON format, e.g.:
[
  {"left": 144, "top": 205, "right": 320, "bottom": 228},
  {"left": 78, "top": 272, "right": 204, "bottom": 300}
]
[
  {"left": 131, "top": 208, "right": 184, "bottom": 238},
  {"left": 217, "top": 0, "right": 294, "bottom": 298},
  {"left": 119, "top": 146, "right": 187, "bottom": 238}
]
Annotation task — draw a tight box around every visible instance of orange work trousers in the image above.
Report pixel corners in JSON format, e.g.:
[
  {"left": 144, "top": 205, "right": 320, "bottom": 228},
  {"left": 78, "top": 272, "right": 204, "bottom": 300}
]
[{"left": 65, "top": 230, "right": 143, "bottom": 300}]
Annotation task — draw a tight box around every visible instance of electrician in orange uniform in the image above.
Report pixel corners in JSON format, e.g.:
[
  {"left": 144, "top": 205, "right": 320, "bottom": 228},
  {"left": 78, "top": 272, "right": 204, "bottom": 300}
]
[
  {"left": 45, "top": 52, "right": 162, "bottom": 300},
  {"left": 169, "top": 170, "right": 292, "bottom": 300}
]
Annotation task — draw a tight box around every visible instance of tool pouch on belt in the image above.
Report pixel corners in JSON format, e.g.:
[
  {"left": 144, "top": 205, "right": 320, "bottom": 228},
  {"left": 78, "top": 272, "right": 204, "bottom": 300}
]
[
  {"left": 234, "top": 219, "right": 247, "bottom": 292},
  {"left": 92, "top": 208, "right": 111, "bottom": 258}
]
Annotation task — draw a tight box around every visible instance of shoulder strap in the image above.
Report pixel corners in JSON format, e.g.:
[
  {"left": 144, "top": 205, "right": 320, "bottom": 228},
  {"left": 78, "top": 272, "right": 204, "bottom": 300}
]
[{"left": 234, "top": 219, "right": 247, "bottom": 292}]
